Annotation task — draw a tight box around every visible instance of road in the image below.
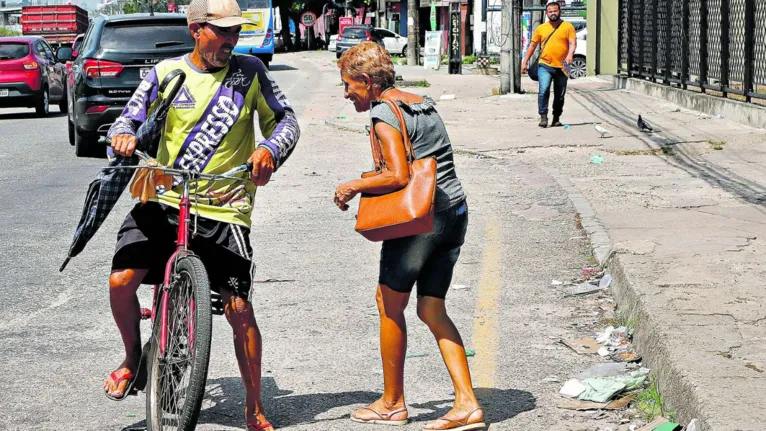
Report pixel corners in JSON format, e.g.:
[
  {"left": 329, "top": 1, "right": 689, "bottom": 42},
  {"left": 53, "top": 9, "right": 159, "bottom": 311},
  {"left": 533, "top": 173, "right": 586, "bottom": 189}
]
[{"left": 0, "top": 52, "right": 621, "bottom": 430}]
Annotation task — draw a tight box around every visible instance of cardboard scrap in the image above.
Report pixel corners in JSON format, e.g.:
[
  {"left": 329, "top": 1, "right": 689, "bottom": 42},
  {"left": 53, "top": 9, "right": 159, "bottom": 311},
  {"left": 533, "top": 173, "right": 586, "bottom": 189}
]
[
  {"left": 561, "top": 338, "right": 603, "bottom": 355},
  {"left": 557, "top": 393, "right": 636, "bottom": 411}
]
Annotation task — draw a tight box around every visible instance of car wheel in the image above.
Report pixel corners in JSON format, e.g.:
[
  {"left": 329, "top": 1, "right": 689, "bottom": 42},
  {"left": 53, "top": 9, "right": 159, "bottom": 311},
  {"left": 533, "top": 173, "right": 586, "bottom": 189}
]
[
  {"left": 35, "top": 87, "right": 49, "bottom": 117},
  {"left": 402, "top": 45, "right": 407, "bottom": 57},
  {"left": 262, "top": 60, "right": 270, "bottom": 69},
  {"left": 571, "top": 56, "right": 587, "bottom": 79},
  {"left": 68, "top": 119, "right": 75, "bottom": 146},
  {"left": 336, "top": 51, "right": 342, "bottom": 59},
  {"left": 74, "top": 117, "right": 100, "bottom": 158}
]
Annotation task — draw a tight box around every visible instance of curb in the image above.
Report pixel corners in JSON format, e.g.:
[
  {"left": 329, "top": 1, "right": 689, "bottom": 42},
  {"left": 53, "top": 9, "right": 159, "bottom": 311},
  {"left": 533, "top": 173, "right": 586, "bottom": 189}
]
[
  {"left": 323, "top": 118, "right": 366, "bottom": 134},
  {"left": 543, "top": 167, "right": 613, "bottom": 266},
  {"left": 544, "top": 166, "right": 709, "bottom": 430}
]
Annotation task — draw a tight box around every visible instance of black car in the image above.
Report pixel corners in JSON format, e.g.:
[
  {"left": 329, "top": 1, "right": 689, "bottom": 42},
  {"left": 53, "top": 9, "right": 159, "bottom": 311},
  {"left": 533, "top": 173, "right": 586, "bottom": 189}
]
[
  {"left": 58, "top": 13, "right": 195, "bottom": 157},
  {"left": 335, "top": 25, "right": 383, "bottom": 59}
]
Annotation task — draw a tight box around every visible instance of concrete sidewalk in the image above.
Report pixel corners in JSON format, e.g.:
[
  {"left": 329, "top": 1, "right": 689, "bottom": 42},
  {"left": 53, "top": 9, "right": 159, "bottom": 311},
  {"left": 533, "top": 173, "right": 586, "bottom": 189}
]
[{"left": 325, "top": 67, "right": 766, "bottom": 430}]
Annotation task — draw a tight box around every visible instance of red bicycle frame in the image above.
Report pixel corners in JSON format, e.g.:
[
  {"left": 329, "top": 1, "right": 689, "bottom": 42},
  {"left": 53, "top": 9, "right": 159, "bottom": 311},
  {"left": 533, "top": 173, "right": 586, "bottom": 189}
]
[{"left": 152, "top": 179, "right": 195, "bottom": 359}]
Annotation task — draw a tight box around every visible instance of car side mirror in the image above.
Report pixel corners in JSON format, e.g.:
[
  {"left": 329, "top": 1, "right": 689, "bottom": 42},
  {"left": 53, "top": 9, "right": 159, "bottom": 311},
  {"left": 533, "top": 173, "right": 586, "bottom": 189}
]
[{"left": 57, "top": 47, "right": 74, "bottom": 62}]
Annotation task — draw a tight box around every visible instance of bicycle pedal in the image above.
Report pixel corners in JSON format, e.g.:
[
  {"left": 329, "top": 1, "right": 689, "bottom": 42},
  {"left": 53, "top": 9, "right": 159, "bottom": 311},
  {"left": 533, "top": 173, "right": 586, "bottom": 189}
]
[{"left": 140, "top": 308, "right": 152, "bottom": 320}]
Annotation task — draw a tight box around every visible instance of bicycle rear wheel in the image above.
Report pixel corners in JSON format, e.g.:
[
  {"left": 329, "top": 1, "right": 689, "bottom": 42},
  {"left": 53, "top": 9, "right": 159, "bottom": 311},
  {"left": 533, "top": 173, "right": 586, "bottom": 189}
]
[{"left": 146, "top": 255, "right": 213, "bottom": 431}]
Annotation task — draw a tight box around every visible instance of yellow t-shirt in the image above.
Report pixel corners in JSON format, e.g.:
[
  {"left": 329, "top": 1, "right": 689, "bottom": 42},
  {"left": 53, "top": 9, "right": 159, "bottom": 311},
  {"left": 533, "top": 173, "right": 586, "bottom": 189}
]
[
  {"left": 532, "top": 21, "right": 576, "bottom": 70},
  {"left": 108, "top": 54, "right": 300, "bottom": 228}
]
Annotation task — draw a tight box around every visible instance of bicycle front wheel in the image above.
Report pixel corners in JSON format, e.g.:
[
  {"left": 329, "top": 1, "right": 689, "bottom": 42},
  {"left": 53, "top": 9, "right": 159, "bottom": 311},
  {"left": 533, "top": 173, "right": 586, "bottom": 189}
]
[{"left": 146, "top": 255, "right": 213, "bottom": 431}]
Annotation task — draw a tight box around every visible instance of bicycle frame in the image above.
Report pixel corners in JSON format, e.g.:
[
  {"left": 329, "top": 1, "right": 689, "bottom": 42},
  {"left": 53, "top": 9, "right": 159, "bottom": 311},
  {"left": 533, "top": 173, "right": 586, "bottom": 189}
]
[
  {"left": 128, "top": 153, "right": 251, "bottom": 360},
  {"left": 155, "top": 177, "right": 194, "bottom": 359}
]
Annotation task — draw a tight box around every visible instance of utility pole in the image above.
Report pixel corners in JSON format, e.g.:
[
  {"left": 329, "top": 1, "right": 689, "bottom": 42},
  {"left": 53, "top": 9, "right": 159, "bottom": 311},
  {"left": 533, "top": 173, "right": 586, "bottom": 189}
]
[
  {"left": 407, "top": 0, "right": 419, "bottom": 66},
  {"left": 500, "top": 0, "right": 511, "bottom": 93},
  {"left": 511, "top": 0, "right": 521, "bottom": 92}
]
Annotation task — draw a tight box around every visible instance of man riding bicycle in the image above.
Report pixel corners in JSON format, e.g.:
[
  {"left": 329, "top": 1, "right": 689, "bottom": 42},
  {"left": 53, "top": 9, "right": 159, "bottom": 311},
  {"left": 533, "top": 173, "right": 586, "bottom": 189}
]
[{"left": 104, "top": 0, "right": 299, "bottom": 429}]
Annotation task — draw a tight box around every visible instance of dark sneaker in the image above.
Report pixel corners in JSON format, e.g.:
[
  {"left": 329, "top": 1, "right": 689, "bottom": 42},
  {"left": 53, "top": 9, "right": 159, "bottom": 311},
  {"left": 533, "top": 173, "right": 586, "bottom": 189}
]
[
  {"left": 551, "top": 117, "right": 563, "bottom": 127},
  {"left": 538, "top": 115, "right": 548, "bottom": 128}
]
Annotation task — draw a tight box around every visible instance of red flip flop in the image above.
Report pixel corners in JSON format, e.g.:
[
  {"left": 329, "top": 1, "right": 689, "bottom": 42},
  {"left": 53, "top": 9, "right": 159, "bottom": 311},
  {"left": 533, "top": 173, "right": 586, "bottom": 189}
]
[
  {"left": 104, "top": 368, "right": 137, "bottom": 401},
  {"left": 247, "top": 421, "right": 274, "bottom": 430}
]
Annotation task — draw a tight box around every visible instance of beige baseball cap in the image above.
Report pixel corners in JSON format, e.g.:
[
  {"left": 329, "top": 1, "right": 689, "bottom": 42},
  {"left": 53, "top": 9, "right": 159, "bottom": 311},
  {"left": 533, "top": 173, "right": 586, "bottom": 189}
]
[{"left": 187, "top": 0, "right": 252, "bottom": 27}]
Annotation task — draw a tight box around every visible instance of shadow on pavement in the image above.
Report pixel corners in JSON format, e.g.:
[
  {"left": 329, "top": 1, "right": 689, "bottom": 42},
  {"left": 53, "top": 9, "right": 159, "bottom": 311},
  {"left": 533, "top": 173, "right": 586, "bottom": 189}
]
[
  {"left": 574, "top": 89, "right": 766, "bottom": 212},
  {"left": 122, "top": 379, "right": 535, "bottom": 430},
  {"left": 269, "top": 64, "right": 298, "bottom": 72},
  {"left": 409, "top": 388, "right": 536, "bottom": 423}
]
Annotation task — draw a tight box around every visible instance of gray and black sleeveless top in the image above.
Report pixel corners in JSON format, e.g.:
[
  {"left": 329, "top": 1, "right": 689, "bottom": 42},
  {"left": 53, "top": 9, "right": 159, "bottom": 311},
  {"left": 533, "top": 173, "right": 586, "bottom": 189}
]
[{"left": 370, "top": 96, "right": 466, "bottom": 212}]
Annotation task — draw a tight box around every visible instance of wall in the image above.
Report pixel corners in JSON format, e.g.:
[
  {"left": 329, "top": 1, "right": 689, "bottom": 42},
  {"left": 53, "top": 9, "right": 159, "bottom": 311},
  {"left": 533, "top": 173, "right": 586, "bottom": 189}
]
[{"left": 586, "top": 0, "right": 619, "bottom": 75}]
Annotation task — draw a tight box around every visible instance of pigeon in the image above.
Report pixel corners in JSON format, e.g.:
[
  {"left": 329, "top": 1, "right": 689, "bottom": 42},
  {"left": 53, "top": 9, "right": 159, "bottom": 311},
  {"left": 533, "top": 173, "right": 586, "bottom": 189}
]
[
  {"left": 594, "top": 124, "right": 611, "bottom": 138},
  {"left": 637, "top": 115, "right": 654, "bottom": 132}
]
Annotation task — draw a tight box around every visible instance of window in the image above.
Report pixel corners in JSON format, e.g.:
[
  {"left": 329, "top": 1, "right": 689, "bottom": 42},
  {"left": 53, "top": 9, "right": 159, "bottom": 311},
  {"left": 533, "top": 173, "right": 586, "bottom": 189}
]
[
  {"left": 100, "top": 22, "right": 195, "bottom": 50},
  {"left": 377, "top": 29, "right": 396, "bottom": 38},
  {"left": 342, "top": 27, "right": 369, "bottom": 39},
  {"left": 41, "top": 41, "right": 55, "bottom": 59},
  {"left": 0, "top": 43, "right": 29, "bottom": 60},
  {"left": 34, "top": 41, "right": 46, "bottom": 56}
]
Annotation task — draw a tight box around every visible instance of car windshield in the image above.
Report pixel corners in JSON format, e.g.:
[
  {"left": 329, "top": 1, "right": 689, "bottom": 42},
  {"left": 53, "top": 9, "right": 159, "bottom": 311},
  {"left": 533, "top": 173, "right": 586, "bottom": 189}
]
[
  {"left": 237, "top": 0, "right": 270, "bottom": 9},
  {"left": 100, "top": 23, "right": 195, "bottom": 50},
  {"left": 73, "top": 37, "right": 83, "bottom": 51},
  {"left": 0, "top": 43, "right": 30, "bottom": 60},
  {"left": 343, "top": 27, "right": 369, "bottom": 38}
]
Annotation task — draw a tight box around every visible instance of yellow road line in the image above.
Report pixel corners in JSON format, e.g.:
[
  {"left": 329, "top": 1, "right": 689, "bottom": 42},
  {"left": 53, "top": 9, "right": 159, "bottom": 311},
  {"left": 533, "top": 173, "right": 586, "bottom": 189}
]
[{"left": 471, "top": 217, "right": 502, "bottom": 388}]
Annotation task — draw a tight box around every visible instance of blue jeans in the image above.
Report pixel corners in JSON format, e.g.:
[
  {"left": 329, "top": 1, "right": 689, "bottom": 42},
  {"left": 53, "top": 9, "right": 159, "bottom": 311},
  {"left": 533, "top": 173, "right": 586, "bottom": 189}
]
[{"left": 538, "top": 64, "right": 568, "bottom": 117}]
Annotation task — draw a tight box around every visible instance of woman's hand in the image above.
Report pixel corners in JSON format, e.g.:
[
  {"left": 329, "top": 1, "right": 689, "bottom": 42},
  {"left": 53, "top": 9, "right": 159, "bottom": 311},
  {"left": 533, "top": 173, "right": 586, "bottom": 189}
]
[{"left": 334, "top": 181, "right": 359, "bottom": 211}]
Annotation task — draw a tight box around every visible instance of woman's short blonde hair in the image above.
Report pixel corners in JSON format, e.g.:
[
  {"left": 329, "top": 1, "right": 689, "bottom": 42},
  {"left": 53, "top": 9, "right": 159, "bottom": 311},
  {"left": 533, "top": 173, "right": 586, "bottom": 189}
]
[{"left": 338, "top": 41, "right": 396, "bottom": 90}]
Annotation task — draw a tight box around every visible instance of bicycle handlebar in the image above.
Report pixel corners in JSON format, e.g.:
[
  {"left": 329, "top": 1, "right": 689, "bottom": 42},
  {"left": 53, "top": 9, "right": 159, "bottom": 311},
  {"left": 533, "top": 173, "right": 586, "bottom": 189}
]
[{"left": 111, "top": 150, "right": 254, "bottom": 183}]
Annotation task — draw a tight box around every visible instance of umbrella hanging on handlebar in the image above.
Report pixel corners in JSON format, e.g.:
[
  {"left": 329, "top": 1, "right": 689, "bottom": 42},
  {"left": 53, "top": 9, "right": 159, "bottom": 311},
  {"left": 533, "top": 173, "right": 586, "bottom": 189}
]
[{"left": 59, "top": 70, "right": 187, "bottom": 272}]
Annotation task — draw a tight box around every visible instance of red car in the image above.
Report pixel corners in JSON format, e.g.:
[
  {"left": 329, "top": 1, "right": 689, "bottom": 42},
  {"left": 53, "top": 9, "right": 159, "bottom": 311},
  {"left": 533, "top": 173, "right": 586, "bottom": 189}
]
[{"left": 0, "top": 36, "right": 67, "bottom": 116}]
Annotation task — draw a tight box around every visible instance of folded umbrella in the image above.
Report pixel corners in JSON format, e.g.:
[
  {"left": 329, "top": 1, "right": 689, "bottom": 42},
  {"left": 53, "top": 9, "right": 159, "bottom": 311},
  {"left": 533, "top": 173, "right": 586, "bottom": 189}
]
[{"left": 60, "top": 70, "right": 186, "bottom": 272}]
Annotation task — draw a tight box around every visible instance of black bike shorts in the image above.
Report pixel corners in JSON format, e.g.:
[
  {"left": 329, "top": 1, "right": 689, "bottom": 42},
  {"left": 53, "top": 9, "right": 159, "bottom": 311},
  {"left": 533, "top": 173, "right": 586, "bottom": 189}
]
[{"left": 112, "top": 202, "right": 255, "bottom": 300}]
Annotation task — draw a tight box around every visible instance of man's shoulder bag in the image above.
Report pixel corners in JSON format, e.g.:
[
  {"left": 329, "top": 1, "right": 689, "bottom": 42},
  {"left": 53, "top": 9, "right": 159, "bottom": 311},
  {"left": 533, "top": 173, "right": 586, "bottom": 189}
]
[
  {"left": 354, "top": 97, "right": 437, "bottom": 242},
  {"left": 528, "top": 23, "right": 561, "bottom": 82}
]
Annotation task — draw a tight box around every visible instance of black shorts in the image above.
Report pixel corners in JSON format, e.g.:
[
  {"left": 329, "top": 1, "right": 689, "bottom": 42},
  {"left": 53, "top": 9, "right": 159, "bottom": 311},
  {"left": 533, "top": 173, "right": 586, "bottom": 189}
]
[
  {"left": 112, "top": 202, "right": 255, "bottom": 300},
  {"left": 378, "top": 200, "right": 468, "bottom": 299}
]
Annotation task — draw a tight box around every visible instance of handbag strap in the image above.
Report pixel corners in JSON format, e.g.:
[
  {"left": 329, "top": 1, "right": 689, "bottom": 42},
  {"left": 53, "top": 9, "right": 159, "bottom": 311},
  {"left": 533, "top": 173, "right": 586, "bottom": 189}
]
[{"left": 368, "top": 96, "right": 416, "bottom": 175}]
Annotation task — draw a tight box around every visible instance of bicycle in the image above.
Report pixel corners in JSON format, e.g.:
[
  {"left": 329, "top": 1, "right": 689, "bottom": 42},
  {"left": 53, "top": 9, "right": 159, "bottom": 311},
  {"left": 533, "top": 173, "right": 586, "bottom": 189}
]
[{"left": 113, "top": 150, "right": 253, "bottom": 431}]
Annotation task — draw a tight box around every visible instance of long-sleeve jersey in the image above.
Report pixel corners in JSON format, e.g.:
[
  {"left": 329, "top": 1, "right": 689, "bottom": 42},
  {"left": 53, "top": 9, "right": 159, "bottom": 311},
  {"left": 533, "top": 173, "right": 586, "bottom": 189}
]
[{"left": 107, "top": 54, "right": 300, "bottom": 228}]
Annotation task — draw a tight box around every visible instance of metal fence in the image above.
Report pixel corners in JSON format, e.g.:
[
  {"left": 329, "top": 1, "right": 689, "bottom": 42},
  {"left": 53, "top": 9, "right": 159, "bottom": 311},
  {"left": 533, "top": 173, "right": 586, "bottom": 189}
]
[{"left": 619, "top": 0, "right": 766, "bottom": 102}]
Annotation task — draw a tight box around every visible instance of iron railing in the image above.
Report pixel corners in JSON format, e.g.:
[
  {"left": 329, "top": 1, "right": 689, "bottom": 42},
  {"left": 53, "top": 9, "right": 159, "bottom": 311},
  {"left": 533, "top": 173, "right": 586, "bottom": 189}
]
[{"left": 619, "top": 0, "right": 766, "bottom": 102}]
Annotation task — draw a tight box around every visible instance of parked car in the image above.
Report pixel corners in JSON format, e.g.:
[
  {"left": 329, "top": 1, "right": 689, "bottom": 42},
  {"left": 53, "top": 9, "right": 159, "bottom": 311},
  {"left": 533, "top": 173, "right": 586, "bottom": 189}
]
[
  {"left": 570, "top": 28, "right": 586, "bottom": 79},
  {"left": 335, "top": 25, "right": 383, "bottom": 59},
  {"left": 58, "top": 13, "right": 195, "bottom": 157},
  {"left": 372, "top": 28, "right": 407, "bottom": 57},
  {"left": 0, "top": 36, "right": 67, "bottom": 116}
]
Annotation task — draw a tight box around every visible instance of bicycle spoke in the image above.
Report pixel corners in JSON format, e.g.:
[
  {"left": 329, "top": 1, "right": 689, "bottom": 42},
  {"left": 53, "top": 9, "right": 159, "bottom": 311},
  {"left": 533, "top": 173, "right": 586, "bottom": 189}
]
[{"left": 156, "top": 270, "right": 199, "bottom": 431}]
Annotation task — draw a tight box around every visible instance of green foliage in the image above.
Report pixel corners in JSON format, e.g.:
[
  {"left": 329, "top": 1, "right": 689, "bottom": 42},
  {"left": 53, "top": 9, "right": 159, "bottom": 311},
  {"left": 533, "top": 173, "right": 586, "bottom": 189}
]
[
  {"left": 0, "top": 27, "right": 21, "bottom": 37},
  {"left": 462, "top": 55, "right": 476, "bottom": 64}
]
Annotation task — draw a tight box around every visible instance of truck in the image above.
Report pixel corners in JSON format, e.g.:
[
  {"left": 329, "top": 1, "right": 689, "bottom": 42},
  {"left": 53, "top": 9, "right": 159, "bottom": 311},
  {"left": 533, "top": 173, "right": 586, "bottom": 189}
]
[{"left": 20, "top": 5, "right": 89, "bottom": 48}]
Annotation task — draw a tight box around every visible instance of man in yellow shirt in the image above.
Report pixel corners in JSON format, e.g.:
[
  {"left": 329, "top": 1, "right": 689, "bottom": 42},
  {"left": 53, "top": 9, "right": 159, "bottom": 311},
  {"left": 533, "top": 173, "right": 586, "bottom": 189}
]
[{"left": 521, "top": 1, "right": 577, "bottom": 128}]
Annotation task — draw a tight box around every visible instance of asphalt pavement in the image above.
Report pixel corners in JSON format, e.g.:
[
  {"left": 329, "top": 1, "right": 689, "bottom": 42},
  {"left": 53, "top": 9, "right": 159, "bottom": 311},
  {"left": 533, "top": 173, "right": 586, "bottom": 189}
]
[{"left": 0, "top": 52, "right": 623, "bottom": 430}]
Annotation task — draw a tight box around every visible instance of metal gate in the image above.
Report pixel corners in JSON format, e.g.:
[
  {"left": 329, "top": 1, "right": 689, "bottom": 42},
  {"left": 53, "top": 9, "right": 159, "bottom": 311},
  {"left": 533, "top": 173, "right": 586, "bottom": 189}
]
[{"left": 619, "top": 0, "right": 766, "bottom": 103}]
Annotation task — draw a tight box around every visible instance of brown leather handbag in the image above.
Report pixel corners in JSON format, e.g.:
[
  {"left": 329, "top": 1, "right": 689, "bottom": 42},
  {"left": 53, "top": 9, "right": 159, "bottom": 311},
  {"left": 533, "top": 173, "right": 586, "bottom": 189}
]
[{"left": 354, "top": 98, "right": 437, "bottom": 242}]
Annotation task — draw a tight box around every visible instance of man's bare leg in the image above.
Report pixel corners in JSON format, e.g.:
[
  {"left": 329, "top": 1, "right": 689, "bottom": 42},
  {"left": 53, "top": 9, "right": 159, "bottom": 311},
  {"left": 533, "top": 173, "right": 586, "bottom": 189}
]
[
  {"left": 221, "top": 289, "right": 273, "bottom": 431},
  {"left": 104, "top": 268, "right": 148, "bottom": 398}
]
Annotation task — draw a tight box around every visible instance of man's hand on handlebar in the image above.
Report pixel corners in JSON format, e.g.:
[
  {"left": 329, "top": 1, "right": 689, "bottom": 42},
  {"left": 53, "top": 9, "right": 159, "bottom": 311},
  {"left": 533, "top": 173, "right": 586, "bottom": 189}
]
[
  {"left": 248, "top": 147, "right": 275, "bottom": 187},
  {"left": 111, "top": 134, "right": 137, "bottom": 157}
]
